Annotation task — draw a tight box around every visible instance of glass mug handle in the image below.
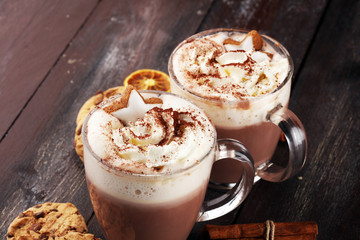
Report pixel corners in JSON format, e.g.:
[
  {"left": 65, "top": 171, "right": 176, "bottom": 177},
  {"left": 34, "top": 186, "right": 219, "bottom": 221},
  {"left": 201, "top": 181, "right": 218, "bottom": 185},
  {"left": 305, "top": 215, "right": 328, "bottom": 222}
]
[
  {"left": 257, "top": 104, "right": 308, "bottom": 182},
  {"left": 197, "top": 139, "right": 255, "bottom": 222}
]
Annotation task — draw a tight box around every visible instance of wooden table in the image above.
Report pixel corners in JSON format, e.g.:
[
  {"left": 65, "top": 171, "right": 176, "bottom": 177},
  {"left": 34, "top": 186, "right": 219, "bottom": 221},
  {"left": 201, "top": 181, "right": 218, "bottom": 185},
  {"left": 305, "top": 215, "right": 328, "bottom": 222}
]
[{"left": 1, "top": 0, "right": 359, "bottom": 239}]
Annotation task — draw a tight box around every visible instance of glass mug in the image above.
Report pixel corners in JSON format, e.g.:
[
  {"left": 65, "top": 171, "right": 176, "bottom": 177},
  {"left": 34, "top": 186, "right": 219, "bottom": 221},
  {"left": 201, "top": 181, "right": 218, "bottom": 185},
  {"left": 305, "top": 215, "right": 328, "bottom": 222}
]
[
  {"left": 82, "top": 91, "right": 255, "bottom": 240},
  {"left": 168, "top": 28, "right": 307, "bottom": 184}
]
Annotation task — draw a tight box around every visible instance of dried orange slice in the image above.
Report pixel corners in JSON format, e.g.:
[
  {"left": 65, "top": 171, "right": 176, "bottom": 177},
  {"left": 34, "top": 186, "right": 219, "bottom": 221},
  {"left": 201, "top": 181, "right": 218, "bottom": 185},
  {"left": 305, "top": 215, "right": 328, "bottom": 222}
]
[{"left": 123, "top": 69, "right": 170, "bottom": 92}]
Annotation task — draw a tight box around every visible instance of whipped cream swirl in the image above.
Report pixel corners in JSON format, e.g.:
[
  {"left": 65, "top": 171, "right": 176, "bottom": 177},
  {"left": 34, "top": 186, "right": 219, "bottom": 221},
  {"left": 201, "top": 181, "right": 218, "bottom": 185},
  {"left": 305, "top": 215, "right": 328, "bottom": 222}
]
[
  {"left": 85, "top": 91, "right": 215, "bottom": 175},
  {"left": 172, "top": 31, "right": 289, "bottom": 100}
]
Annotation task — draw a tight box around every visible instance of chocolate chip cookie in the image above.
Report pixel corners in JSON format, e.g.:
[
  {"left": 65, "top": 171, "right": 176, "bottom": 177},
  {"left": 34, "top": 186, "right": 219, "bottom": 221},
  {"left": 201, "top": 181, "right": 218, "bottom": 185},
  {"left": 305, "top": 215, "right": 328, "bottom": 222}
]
[
  {"left": 7, "top": 202, "right": 100, "bottom": 239},
  {"left": 74, "top": 86, "right": 125, "bottom": 162}
]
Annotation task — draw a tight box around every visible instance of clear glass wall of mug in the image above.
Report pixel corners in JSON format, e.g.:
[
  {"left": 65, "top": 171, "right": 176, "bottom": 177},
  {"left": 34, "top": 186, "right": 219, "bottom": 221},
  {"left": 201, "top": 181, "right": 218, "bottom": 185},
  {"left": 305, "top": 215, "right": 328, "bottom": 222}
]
[
  {"left": 168, "top": 28, "right": 307, "bottom": 184},
  {"left": 82, "top": 90, "right": 255, "bottom": 240}
]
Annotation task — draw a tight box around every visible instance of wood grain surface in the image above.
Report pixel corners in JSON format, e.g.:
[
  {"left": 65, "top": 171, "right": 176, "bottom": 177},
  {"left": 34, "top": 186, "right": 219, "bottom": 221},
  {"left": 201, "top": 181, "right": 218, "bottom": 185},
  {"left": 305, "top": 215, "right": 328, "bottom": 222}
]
[
  {"left": 0, "top": 0, "right": 359, "bottom": 239},
  {"left": 235, "top": 0, "right": 360, "bottom": 239},
  {"left": 0, "top": 0, "right": 98, "bottom": 138}
]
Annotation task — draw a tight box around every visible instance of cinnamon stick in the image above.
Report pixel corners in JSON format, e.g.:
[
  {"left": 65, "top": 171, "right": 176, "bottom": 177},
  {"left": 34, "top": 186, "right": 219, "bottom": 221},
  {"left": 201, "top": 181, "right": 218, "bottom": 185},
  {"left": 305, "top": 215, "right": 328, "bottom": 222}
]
[
  {"left": 217, "top": 235, "right": 316, "bottom": 240},
  {"left": 204, "top": 222, "right": 318, "bottom": 239}
]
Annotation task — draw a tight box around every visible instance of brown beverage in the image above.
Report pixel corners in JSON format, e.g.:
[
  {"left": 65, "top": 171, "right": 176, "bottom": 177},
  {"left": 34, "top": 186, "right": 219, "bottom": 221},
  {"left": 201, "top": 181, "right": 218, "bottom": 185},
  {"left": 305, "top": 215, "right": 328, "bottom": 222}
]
[
  {"left": 87, "top": 180, "right": 207, "bottom": 240},
  {"left": 169, "top": 29, "right": 307, "bottom": 182},
  {"left": 82, "top": 88, "right": 255, "bottom": 239},
  {"left": 211, "top": 122, "right": 281, "bottom": 183}
]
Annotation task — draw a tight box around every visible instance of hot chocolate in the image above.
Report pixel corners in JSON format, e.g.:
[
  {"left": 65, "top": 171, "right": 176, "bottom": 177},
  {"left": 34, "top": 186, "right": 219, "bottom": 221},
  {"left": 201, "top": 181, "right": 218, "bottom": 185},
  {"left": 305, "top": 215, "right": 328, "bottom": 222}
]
[
  {"left": 82, "top": 88, "right": 216, "bottom": 239},
  {"left": 170, "top": 30, "right": 290, "bottom": 166},
  {"left": 87, "top": 179, "right": 207, "bottom": 240},
  {"left": 169, "top": 29, "right": 306, "bottom": 182}
]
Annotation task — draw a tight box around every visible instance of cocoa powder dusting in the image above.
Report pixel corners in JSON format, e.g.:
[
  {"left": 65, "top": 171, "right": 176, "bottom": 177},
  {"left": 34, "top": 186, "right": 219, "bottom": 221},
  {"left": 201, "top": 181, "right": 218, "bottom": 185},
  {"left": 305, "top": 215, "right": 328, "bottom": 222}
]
[
  {"left": 223, "top": 57, "right": 256, "bottom": 74},
  {"left": 96, "top": 90, "right": 212, "bottom": 174}
]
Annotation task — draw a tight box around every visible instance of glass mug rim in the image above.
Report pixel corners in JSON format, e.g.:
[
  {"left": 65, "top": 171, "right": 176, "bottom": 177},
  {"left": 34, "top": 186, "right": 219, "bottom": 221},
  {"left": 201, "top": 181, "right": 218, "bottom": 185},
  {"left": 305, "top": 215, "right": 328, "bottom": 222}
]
[
  {"left": 81, "top": 90, "right": 217, "bottom": 180},
  {"left": 168, "top": 28, "right": 295, "bottom": 105}
]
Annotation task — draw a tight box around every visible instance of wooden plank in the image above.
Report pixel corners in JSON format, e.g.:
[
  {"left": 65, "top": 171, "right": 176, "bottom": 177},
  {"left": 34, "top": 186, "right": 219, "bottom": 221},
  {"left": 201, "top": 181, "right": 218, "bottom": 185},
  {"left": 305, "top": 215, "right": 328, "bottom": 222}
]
[
  {"left": 236, "top": 0, "right": 360, "bottom": 239},
  {"left": 0, "top": 0, "right": 213, "bottom": 238},
  {"left": 0, "top": 0, "right": 98, "bottom": 138}
]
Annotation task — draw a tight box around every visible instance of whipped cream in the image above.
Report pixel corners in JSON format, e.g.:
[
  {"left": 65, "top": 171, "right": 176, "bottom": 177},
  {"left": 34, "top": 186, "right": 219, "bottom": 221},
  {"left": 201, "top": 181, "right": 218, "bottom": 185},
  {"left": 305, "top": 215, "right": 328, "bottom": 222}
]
[
  {"left": 85, "top": 90, "right": 215, "bottom": 175},
  {"left": 170, "top": 30, "right": 292, "bottom": 128},
  {"left": 171, "top": 31, "right": 289, "bottom": 100}
]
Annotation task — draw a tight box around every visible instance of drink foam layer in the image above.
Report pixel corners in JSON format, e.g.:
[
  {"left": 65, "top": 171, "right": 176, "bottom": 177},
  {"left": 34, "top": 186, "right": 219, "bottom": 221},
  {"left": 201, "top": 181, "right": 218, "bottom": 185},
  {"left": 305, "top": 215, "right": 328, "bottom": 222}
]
[
  {"left": 170, "top": 30, "right": 292, "bottom": 127},
  {"left": 171, "top": 31, "right": 289, "bottom": 100},
  {"left": 83, "top": 90, "right": 215, "bottom": 202}
]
